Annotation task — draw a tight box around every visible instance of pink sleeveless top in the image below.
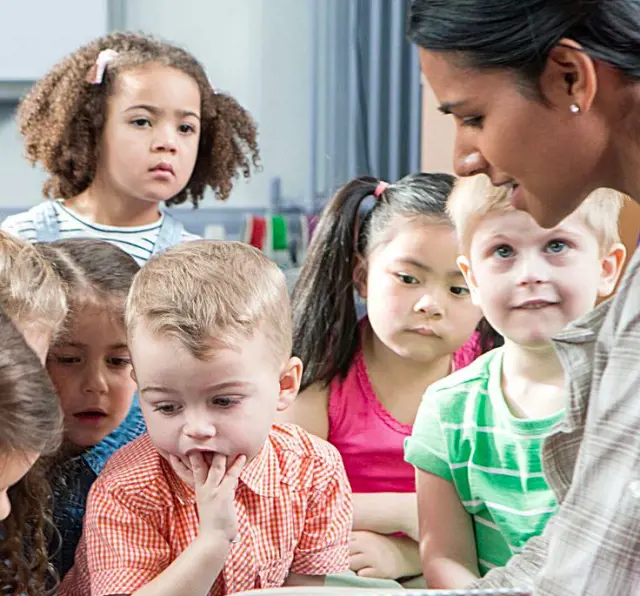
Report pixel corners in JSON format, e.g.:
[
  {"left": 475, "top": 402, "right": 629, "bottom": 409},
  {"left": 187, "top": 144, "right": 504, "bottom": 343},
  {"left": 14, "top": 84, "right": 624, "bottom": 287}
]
[{"left": 327, "top": 331, "right": 482, "bottom": 493}]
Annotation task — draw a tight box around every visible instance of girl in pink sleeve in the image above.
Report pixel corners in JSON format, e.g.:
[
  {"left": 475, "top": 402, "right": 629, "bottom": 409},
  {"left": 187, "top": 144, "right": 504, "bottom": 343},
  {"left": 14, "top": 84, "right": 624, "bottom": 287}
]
[{"left": 279, "top": 173, "right": 500, "bottom": 586}]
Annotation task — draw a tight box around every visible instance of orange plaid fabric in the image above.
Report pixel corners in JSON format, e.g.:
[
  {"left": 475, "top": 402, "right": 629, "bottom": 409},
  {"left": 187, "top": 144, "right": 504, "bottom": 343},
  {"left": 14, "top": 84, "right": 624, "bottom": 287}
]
[{"left": 60, "top": 424, "right": 352, "bottom": 596}]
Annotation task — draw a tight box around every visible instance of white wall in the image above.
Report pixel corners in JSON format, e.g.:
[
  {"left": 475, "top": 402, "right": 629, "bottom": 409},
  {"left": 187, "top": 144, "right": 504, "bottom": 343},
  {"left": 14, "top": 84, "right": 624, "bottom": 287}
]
[{"left": 0, "top": 0, "right": 312, "bottom": 210}]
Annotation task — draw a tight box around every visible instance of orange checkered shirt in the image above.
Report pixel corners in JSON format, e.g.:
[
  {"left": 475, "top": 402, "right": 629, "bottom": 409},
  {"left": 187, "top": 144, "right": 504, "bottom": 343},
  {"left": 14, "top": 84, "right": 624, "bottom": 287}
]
[{"left": 60, "top": 423, "right": 352, "bottom": 595}]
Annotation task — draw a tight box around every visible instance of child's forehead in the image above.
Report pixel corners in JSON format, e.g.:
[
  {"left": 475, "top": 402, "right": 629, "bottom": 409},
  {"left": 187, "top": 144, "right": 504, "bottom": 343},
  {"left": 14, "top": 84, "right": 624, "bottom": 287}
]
[
  {"left": 470, "top": 208, "right": 593, "bottom": 244},
  {"left": 110, "top": 64, "right": 201, "bottom": 111}
]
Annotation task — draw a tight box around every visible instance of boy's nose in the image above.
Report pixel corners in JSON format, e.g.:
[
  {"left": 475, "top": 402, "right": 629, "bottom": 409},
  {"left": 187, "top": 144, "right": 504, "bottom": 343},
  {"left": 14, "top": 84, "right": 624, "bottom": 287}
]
[{"left": 183, "top": 417, "right": 216, "bottom": 440}]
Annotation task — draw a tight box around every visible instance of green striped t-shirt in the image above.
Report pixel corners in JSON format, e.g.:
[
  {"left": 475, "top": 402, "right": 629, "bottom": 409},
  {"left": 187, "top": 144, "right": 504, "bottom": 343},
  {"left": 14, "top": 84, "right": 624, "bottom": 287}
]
[{"left": 404, "top": 347, "right": 563, "bottom": 575}]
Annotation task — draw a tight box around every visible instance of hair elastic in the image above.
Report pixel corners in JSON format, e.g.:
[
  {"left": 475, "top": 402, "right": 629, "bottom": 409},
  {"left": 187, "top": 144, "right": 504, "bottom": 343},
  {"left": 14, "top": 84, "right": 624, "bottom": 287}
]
[{"left": 87, "top": 49, "right": 119, "bottom": 85}]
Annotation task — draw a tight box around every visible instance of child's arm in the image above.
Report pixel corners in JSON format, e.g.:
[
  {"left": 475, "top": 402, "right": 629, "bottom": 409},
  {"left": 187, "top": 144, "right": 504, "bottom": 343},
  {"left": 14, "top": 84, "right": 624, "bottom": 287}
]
[
  {"left": 283, "top": 573, "right": 326, "bottom": 587},
  {"left": 349, "top": 531, "right": 422, "bottom": 580},
  {"left": 352, "top": 492, "right": 419, "bottom": 540},
  {"left": 415, "top": 468, "right": 480, "bottom": 588},
  {"left": 276, "top": 382, "right": 329, "bottom": 439},
  {"left": 129, "top": 536, "right": 230, "bottom": 596}
]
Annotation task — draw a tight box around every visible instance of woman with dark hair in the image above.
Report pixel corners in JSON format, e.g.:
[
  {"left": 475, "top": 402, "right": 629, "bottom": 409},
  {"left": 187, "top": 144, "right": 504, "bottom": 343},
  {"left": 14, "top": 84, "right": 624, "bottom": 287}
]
[{"left": 407, "top": 1, "right": 640, "bottom": 593}]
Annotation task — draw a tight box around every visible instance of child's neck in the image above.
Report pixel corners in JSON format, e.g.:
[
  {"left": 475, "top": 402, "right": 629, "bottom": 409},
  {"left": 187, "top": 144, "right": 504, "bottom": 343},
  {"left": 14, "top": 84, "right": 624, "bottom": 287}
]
[
  {"left": 65, "top": 182, "right": 162, "bottom": 227},
  {"left": 501, "top": 339, "right": 565, "bottom": 420},
  {"left": 362, "top": 325, "right": 452, "bottom": 426}
]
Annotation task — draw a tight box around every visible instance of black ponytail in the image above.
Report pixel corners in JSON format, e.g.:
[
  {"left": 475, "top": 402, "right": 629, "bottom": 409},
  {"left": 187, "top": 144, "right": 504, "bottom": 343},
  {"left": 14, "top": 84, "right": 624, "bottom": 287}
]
[{"left": 292, "top": 176, "right": 380, "bottom": 391}]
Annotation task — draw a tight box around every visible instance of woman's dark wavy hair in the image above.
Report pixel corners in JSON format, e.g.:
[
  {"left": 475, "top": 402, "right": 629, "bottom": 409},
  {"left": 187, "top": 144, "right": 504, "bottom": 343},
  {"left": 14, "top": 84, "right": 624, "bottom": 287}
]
[
  {"left": 408, "top": 0, "right": 640, "bottom": 94},
  {"left": 292, "top": 173, "right": 501, "bottom": 391},
  {"left": 0, "top": 307, "right": 62, "bottom": 595}
]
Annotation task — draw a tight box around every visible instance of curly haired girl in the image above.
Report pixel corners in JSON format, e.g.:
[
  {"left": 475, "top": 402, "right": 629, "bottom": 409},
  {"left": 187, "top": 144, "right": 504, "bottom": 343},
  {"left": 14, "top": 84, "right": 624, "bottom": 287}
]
[{"left": 2, "top": 32, "right": 260, "bottom": 265}]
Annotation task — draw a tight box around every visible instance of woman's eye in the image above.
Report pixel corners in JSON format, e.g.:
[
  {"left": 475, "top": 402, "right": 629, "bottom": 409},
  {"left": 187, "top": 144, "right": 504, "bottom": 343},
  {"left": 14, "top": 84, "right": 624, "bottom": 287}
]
[{"left": 461, "top": 115, "right": 484, "bottom": 128}]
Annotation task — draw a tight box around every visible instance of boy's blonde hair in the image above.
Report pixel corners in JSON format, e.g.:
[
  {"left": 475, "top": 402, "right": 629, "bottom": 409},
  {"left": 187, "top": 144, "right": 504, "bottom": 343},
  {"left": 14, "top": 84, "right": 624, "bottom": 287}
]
[
  {"left": 126, "top": 240, "right": 292, "bottom": 363},
  {"left": 0, "top": 231, "right": 67, "bottom": 334},
  {"left": 448, "top": 174, "right": 624, "bottom": 252}
]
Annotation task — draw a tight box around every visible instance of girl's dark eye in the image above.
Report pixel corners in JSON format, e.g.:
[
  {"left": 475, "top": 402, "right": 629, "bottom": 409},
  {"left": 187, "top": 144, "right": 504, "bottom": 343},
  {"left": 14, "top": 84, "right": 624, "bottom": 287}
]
[
  {"left": 396, "top": 273, "right": 419, "bottom": 285},
  {"left": 450, "top": 286, "right": 470, "bottom": 297}
]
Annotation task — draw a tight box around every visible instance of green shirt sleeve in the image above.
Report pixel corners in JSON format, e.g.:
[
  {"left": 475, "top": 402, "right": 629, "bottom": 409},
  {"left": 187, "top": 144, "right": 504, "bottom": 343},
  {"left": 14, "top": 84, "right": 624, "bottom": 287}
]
[{"left": 404, "top": 386, "right": 453, "bottom": 481}]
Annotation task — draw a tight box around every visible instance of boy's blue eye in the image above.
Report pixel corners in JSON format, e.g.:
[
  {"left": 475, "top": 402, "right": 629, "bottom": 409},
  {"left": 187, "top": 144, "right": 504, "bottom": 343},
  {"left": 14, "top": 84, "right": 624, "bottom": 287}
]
[
  {"left": 179, "top": 123, "right": 196, "bottom": 134},
  {"left": 493, "top": 244, "right": 514, "bottom": 259},
  {"left": 546, "top": 240, "right": 568, "bottom": 254},
  {"left": 132, "top": 118, "right": 151, "bottom": 128}
]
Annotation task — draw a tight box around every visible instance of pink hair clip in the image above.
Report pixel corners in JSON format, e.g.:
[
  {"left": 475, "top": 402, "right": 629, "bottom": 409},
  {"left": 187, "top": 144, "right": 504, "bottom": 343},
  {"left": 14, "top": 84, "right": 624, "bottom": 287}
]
[
  {"left": 87, "top": 49, "right": 118, "bottom": 85},
  {"left": 374, "top": 181, "right": 389, "bottom": 198}
]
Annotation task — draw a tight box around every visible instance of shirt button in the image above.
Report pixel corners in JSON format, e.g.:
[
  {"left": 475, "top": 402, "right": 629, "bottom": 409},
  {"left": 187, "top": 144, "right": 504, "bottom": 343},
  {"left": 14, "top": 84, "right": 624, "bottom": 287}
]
[{"left": 628, "top": 480, "right": 640, "bottom": 499}]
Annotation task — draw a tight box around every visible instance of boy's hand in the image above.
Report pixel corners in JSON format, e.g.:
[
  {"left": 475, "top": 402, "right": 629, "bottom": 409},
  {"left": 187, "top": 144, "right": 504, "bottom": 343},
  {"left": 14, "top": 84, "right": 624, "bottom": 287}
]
[
  {"left": 349, "top": 530, "right": 422, "bottom": 580},
  {"left": 190, "top": 452, "right": 246, "bottom": 544}
]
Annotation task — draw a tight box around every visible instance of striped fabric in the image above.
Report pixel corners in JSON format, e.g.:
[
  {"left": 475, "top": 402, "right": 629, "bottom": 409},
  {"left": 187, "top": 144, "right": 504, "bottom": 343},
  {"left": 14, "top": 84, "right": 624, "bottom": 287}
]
[
  {"left": 1, "top": 200, "right": 198, "bottom": 265},
  {"left": 405, "top": 348, "right": 563, "bottom": 573}
]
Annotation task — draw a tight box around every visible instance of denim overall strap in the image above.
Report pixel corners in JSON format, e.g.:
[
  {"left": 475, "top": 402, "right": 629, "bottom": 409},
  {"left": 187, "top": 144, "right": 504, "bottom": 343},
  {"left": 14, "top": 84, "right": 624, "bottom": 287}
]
[
  {"left": 152, "top": 211, "right": 185, "bottom": 255},
  {"left": 31, "top": 201, "right": 61, "bottom": 242}
]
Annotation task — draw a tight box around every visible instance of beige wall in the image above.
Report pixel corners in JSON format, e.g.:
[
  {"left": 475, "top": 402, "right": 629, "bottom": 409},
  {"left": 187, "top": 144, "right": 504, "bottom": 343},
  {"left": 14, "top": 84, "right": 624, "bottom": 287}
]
[{"left": 420, "top": 77, "right": 456, "bottom": 174}]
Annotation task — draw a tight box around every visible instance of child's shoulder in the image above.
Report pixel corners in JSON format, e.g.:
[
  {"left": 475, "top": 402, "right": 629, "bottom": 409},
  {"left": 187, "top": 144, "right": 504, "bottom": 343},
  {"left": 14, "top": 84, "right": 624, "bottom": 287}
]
[
  {"left": 268, "top": 423, "right": 345, "bottom": 488},
  {"left": 90, "top": 434, "right": 172, "bottom": 509},
  {"left": 429, "top": 347, "right": 502, "bottom": 398}
]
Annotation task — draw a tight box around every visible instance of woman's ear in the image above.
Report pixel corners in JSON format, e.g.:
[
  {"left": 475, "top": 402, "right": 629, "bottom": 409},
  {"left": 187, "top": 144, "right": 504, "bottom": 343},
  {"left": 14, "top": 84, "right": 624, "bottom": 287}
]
[{"left": 540, "top": 39, "right": 598, "bottom": 113}]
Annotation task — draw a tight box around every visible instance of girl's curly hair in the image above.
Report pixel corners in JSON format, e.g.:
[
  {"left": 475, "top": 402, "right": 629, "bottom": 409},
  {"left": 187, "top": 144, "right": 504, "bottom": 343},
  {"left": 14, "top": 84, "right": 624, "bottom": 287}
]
[
  {"left": 0, "top": 308, "right": 63, "bottom": 595},
  {"left": 18, "top": 31, "right": 260, "bottom": 207}
]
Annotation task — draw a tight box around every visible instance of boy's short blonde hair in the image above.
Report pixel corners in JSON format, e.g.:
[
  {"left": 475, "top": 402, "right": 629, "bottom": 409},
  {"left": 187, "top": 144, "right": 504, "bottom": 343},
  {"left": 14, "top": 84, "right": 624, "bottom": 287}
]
[
  {"left": 0, "top": 231, "right": 67, "bottom": 334},
  {"left": 126, "top": 240, "right": 292, "bottom": 363},
  {"left": 448, "top": 175, "right": 624, "bottom": 252}
]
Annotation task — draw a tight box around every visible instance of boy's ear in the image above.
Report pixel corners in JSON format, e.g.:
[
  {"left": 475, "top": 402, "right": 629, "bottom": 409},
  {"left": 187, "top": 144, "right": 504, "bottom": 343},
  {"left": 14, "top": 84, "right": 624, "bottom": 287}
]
[
  {"left": 457, "top": 255, "right": 481, "bottom": 306},
  {"left": 598, "top": 242, "right": 627, "bottom": 298},
  {"left": 352, "top": 254, "right": 368, "bottom": 299},
  {"left": 277, "top": 357, "right": 303, "bottom": 411}
]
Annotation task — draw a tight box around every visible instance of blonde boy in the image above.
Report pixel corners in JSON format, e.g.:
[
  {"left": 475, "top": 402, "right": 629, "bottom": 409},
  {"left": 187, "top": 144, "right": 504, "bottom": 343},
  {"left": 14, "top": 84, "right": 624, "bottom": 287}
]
[
  {"left": 405, "top": 175, "right": 626, "bottom": 589},
  {"left": 62, "top": 240, "right": 352, "bottom": 596}
]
